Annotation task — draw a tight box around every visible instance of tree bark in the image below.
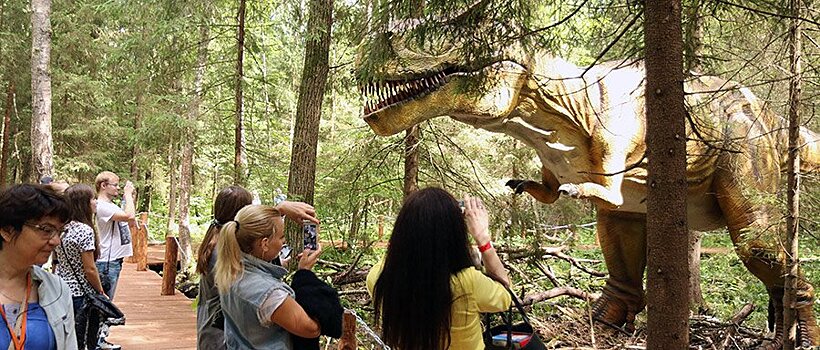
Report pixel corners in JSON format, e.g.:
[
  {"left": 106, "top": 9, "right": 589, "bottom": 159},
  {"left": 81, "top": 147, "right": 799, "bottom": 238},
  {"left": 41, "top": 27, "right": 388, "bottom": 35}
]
[
  {"left": 403, "top": 127, "right": 419, "bottom": 199},
  {"left": 683, "top": 0, "right": 706, "bottom": 312},
  {"left": 1, "top": 82, "right": 13, "bottom": 189},
  {"left": 402, "top": 0, "right": 424, "bottom": 200},
  {"left": 783, "top": 0, "right": 802, "bottom": 347},
  {"left": 233, "top": 0, "right": 247, "bottom": 186},
  {"left": 166, "top": 140, "right": 178, "bottom": 238},
  {"left": 286, "top": 0, "right": 332, "bottom": 248},
  {"left": 177, "top": 23, "right": 209, "bottom": 277},
  {"left": 644, "top": 1, "right": 690, "bottom": 349},
  {"left": 30, "top": 0, "right": 54, "bottom": 180}
]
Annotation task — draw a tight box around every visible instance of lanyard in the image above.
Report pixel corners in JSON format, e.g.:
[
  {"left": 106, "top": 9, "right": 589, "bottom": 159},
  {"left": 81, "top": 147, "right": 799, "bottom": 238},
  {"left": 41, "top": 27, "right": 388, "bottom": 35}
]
[{"left": 0, "top": 272, "right": 32, "bottom": 350}]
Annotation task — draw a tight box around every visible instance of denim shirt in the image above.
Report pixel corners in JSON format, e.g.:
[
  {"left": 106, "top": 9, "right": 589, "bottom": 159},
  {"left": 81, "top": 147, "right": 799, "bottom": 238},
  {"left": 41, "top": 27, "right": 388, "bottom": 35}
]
[
  {"left": 220, "top": 254, "right": 295, "bottom": 350},
  {"left": 31, "top": 265, "right": 79, "bottom": 350}
]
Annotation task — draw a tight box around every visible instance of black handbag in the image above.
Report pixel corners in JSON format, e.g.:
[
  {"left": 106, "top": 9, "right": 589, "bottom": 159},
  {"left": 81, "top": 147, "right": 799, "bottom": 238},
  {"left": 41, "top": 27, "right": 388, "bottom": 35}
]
[
  {"left": 85, "top": 292, "right": 125, "bottom": 320},
  {"left": 483, "top": 284, "right": 547, "bottom": 350}
]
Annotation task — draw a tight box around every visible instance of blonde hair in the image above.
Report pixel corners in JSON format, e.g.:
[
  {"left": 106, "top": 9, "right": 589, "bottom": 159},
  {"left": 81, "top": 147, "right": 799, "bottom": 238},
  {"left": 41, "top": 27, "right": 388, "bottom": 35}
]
[
  {"left": 94, "top": 171, "right": 119, "bottom": 193},
  {"left": 214, "top": 205, "right": 282, "bottom": 294}
]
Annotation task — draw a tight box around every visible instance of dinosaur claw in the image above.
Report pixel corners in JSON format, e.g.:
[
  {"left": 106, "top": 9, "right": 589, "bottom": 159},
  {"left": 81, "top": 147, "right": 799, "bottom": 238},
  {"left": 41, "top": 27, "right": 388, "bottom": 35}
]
[{"left": 505, "top": 179, "right": 525, "bottom": 195}]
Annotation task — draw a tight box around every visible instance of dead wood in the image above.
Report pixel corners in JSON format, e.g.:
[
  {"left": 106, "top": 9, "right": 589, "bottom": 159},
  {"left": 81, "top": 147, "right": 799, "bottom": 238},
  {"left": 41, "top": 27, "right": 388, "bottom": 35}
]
[
  {"left": 501, "top": 246, "right": 607, "bottom": 277},
  {"left": 522, "top": 286, "right": 597, "bottom": 306}
]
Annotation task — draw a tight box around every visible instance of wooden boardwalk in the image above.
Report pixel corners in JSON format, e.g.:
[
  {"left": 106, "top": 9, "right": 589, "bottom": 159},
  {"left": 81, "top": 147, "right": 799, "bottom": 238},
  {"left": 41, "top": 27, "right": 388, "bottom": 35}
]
[{"left": 106, "top": 261, "right": 197, "bottom": 350}]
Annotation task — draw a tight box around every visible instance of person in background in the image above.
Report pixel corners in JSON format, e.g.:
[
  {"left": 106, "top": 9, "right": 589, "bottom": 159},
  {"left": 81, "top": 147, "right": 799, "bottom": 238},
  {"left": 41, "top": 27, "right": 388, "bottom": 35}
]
[
  {"left": 367, "top": 188, "right": 512, "bottom": 350},
  {"left": 93, "top": 171, "right": 134, "bottom": 350},
  {"left": 195, "top": 186, "right": 318, "bottom": 350},
  {"left": 214, "top": 205, "right": 323, "bottom": 350},
  {"left": 56, "top": 184, "right": 107, "bottom": 350},
  {"left": 0, "top": 184, "right": 78, "bottom": 350}
]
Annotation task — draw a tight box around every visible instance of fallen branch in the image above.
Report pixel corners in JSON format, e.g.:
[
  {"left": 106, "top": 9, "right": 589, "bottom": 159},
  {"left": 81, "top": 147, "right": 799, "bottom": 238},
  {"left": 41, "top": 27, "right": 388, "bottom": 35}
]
[
  {"left": 522, "top": 286, "right": 598, "bottom": 306},
  {"left": 503, "top": 246, "right": 606, "bottom": 277},
  {"left": 721, "top": 303, "right": 755, "bottom": 349}
]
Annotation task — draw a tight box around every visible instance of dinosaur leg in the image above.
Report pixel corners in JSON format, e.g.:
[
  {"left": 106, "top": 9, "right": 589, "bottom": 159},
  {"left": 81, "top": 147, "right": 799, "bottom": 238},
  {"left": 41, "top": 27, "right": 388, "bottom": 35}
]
[
  {"left": 714, "top": 172, "right": 819, "bottom": 348},
  {"left": 591, "top": 209, "right": 647, "bottom": 330}
]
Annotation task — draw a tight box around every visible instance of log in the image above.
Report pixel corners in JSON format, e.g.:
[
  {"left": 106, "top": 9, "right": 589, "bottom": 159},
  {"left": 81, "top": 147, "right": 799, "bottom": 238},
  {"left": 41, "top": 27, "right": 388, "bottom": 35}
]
[
  {"left": 337, "top": 310, "right": 357, "bottom": 350},
  {"left": 130, "top": 213, "right": 149, "bottom": 271},
  {"left": 522, "top": 286, "right": 596, "bottom": 306},
  {"left": 161, "top": 236, "right": 178, "bottom": 295}
]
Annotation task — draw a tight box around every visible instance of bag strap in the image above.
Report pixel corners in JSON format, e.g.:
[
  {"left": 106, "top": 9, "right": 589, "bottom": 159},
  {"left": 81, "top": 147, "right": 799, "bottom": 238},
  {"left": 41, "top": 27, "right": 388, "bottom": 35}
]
[
  {"left": 58, "top": 226, "right": 97, "bottom": 296},
  {"left": 500, "top": 282, "right": 533, "bottom": 326}
]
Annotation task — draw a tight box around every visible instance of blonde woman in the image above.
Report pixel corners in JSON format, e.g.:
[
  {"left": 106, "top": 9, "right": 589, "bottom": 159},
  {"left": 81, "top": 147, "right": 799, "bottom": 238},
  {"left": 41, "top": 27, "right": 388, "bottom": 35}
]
[{"left": 215, "top": 205, "right": 322, "bottom": 350}]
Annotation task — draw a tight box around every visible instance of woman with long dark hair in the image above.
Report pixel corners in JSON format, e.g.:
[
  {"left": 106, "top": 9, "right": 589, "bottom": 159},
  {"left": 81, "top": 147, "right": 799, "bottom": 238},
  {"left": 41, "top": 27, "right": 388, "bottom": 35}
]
[
  {"left": 195, "top": 186, "right": 318, "bottom": 350},
  {"left": 367, "top": 187, "right": 511, "bottom": 350},
  {"left": 56, "top": 184, "right": 106, "bottom": 350}
]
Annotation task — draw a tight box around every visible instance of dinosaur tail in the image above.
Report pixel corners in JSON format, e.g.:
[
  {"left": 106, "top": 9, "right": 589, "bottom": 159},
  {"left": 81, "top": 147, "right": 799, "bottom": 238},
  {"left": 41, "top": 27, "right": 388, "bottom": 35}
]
[{"left": 798, "top": 126, "right": 820, "bottom": 173}]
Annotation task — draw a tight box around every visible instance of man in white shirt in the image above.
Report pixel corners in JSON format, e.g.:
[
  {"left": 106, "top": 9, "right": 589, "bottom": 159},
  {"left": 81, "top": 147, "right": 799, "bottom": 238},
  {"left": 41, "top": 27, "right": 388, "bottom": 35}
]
[{"left": 94, "top": 171, "right": 134, "bottom": 350}]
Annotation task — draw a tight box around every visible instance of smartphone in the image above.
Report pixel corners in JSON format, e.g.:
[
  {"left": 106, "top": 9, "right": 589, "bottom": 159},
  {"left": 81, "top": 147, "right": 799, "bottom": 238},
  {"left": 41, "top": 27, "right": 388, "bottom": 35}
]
[
  {"left": 302, "top": 220, "right": 318, "bottom": 250},
  {"left": 279, "top": 244, "right": 292, "bottom": 260}
]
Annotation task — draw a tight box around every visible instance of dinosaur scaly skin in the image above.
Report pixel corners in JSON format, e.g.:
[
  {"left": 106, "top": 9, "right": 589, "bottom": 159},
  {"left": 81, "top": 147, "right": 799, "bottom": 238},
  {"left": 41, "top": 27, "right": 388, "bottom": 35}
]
[{"left": 356, "top": 21, "right": 820, "bottom": 348}]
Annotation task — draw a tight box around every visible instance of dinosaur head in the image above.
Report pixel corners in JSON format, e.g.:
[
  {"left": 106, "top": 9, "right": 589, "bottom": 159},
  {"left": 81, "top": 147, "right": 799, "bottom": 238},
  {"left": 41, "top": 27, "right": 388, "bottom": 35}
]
[{"left": 356, "top": 18, "right": 531, "bottom": 136}]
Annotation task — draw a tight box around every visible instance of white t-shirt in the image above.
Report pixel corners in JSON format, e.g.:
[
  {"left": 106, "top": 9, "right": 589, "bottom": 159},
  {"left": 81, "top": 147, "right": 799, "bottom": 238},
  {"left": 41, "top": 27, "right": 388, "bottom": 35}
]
[{"left": 96, "top": 200, "right": 133, "bottom": 262}]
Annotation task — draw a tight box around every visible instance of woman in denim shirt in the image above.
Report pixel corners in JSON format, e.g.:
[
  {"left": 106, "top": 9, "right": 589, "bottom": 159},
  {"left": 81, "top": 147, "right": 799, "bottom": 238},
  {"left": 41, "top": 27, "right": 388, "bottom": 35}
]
[
  {"left": 214, "top": 205, "right": 322, "bottom": 350},
  {"left": 195, "top": 186, "right": 318, "bottom": 350},
  {"left": 0, "top": 184, "right": 78, "bottom": 350}
]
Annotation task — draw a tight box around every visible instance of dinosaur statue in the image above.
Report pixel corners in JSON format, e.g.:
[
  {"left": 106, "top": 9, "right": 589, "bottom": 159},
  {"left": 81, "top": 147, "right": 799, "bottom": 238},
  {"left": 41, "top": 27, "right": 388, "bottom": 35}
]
[{"left": 355, "top": 19, "right": 820, "bottom": 349}]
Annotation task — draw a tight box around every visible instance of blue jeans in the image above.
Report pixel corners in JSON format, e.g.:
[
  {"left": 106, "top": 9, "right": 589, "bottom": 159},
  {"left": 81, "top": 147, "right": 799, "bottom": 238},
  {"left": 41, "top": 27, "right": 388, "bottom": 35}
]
[
  {"left": 72, "top": 296, "right": 101, "bottom": 350},
  {"left": 96, "top": 258, "right": 123, "bottom": 299}
]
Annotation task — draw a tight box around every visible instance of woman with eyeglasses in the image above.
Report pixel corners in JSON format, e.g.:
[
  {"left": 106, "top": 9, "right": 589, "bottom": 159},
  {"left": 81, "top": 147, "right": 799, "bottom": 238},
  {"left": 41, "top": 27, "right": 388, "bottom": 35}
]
[
  {"left": 0, "top": 184, "right": 78, "bottom": 350},
  {"left": 55, "top": 184, "right": 107, "bottom": 350}
]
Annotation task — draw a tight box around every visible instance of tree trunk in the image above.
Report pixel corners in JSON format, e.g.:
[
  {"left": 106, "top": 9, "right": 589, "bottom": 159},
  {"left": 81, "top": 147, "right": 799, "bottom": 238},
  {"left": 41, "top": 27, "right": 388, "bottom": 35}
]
[
  {"left": 683, "top": 0, "right": 703, "bottom": 73},
  {"left": 30, "top": 0, "right": 54, "bottom": 180},
  {"left": 783, "top": 0, "right": 802, "bottom": 347},
  {"left": 286, "top": 0, "right": 332, "bottom": 249},
  {"left": 1, "top": 82, "right": 13, "bottom": 189},
  {"left": 644, "top": 1, "right": 690, "bottom": 349},
  {"left": 683, "top": 0, "right": 706, "bottom": 312},
  {"left": 177, "top": 22, "right": 209, "bottom": 277},
  {"left": 166, "top": 141, "right": 178, "bottom": 238},
  {"left": 137, "top": 169, "right": 152, "bottom": 213},
  {"left": 233, "top": 0, "right": 247, "bottom": 186},
  {"left": 403, "top": 127, "right": 419, "bottom": 199},
  {"left": 402, "top": 0, "right": 424, "bottom": 200}
]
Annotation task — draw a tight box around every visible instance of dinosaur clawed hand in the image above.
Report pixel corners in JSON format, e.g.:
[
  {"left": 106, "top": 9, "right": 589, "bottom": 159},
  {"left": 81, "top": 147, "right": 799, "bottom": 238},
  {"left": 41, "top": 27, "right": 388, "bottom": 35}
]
[{"left": 505, "top": 179, "right": 527, "bottom": 195}]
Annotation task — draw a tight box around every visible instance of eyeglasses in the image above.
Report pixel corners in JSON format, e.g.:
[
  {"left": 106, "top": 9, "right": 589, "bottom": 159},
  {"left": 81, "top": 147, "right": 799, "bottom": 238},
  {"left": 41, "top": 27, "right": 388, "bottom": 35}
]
[
  {"left": 23, "top": 223, "right": 64, "bottom": 240},
  {"left": 106, "top": 182, "right": 120, "bottom": 188}
]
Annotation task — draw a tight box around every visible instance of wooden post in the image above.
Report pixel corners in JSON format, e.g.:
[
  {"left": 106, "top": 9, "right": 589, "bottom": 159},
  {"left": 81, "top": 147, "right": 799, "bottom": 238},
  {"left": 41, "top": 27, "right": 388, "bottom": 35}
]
[
  {"left": 377, "top": 215, "right": 383, "bottom": 241},
  {"left": 124, "top": 217, "right": 139, "bottom": 264},
  {"left": 161, "top": 236, "right": 178, "bottom": 296},
  {"left": 337, "top": 309, "right": 357, "bottom": 350},
  {"left": 133, "top": 212, "right": 149, "bottom": 271}
]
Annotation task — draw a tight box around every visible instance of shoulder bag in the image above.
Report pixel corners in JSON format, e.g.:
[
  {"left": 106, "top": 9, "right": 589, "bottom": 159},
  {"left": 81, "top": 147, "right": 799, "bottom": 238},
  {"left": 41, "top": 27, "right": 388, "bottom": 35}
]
[{"left": 483, "top": 283, "right": 547, "bottom": 350}]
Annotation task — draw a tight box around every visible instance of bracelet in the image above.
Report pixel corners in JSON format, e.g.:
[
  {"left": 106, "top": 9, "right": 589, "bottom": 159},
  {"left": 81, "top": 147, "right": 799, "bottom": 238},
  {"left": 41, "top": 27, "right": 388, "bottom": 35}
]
[{"left": 478, "top": 241, "right": 493, "bottom": 253}]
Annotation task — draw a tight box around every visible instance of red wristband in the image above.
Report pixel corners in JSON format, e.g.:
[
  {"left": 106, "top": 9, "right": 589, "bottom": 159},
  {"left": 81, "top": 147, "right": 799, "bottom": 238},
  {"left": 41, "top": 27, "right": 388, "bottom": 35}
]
[{"left": 478, "top": 241, "right": 493, "bottom": 253}]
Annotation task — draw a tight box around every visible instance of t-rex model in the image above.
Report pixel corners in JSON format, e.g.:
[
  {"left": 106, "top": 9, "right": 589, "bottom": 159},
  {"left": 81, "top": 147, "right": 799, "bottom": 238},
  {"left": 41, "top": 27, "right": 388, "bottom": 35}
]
[{"left": 355, "top": 19, "right": 820, "bottom": 349}]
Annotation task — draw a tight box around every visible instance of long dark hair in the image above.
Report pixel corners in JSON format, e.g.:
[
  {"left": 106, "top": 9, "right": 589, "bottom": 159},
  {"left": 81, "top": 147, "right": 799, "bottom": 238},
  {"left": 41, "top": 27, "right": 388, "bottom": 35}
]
[
  {"left": 373, "top": 187, "right": 474, "bottom": 350},
  {"left": 64, "top": 184, "right": 101, "bottom": 259},
  {"left": 195, "top": 186, "right": 253, "bottom": 274}
]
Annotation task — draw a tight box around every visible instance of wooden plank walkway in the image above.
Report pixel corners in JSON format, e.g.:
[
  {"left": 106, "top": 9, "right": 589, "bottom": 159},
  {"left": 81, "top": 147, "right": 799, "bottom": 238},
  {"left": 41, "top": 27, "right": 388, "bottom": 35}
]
[{"left": 106, "top": 261, "right": 197, "bottom": 350}]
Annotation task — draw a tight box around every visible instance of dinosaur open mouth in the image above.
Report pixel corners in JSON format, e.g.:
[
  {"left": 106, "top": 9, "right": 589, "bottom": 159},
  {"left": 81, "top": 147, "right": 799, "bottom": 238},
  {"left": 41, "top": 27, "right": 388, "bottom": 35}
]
[{"left": 361, "top": 67, "right": 462, "bottom": 116}]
